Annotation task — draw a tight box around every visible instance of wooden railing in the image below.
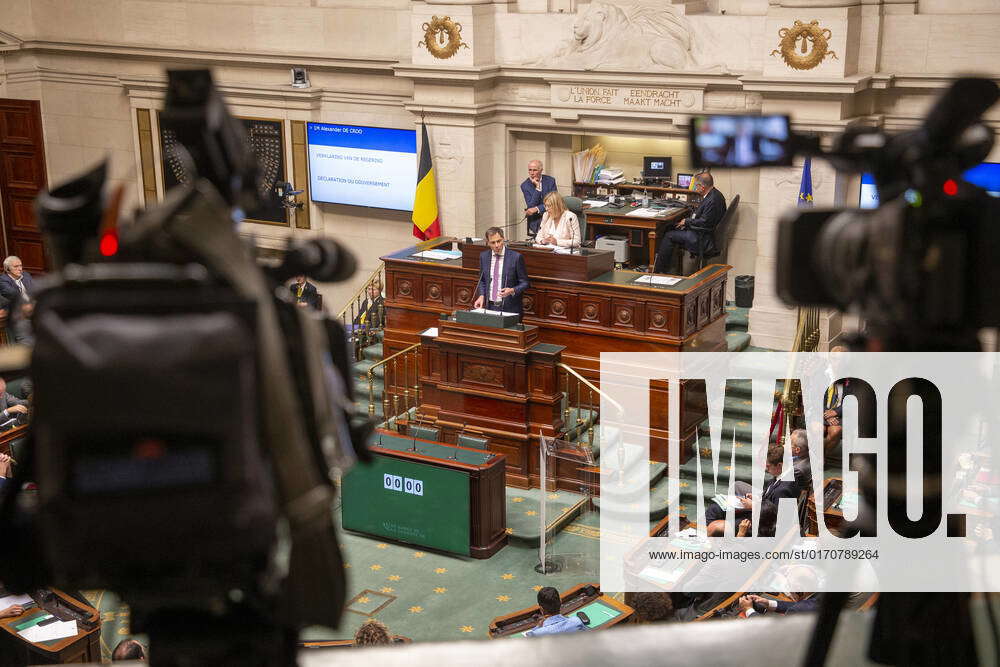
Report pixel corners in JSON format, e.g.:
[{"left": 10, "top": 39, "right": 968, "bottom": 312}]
[{"left": 336, "top": 263, "right": 386, "bottom": 362}]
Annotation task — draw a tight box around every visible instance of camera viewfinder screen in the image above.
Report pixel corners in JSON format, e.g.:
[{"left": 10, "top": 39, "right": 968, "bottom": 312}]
[{"left": 690, "top": 115, "right": 792, "bottom": 168}]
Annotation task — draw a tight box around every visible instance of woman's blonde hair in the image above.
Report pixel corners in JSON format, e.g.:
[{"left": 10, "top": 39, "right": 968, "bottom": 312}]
[
  {"left": 543, "top": 191, "right": 566, "bottom": 220},
  {"left": 354, "top": 618, "right": 392, "bottom": 646}
]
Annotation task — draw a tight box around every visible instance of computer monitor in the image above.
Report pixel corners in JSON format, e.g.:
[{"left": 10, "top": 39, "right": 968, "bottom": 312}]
[
  {"left": 675, "top": 173, "right": 693, "bottom": 189},
  {"left": 643, "top": 157, "right": 672, "bottom": 179},
  {"left": 859, "top": 172, "right": 879, "bottom": 209}
]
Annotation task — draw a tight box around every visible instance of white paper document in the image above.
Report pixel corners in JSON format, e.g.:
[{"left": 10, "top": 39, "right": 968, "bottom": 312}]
[
  {"left": 419, "top": 327, "right": 439, "bottom": 338},
  {"left": 0, "top": 593, "right": 33, "bottom": 608},
  {"left": 625, "top": 207, "right": 663, "bottom": 218},
  {"left": 412, "top": 249, "right": 461, "bottom": 260},
  {"left": 470, "top": 308, "right": 519, "bottom": 317},
  {"left": 582, "top": 199, "right": 608, "bottom": 207},
  {"left": 19, "top": 619, "right": 78, "bottom": 643},
  {"left": 633, "top": 275, "right": 682, "bottom": 286}
]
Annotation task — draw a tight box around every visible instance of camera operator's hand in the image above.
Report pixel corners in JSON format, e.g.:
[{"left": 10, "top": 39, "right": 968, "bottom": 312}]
[
  {"left": 0, "top": 605, "right": 23, "bottom": 618},
  {"left": 6, "top": 405, "right": 27, "bottom": 415}
]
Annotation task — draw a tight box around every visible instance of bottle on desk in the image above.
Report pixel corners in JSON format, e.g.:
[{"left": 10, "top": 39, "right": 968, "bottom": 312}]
[{"left": 641, "top": 190, "right": 650, "bottom": 207}]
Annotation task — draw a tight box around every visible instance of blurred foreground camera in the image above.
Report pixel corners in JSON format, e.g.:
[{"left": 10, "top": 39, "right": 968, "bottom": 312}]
[{"left": 1, "top": 69, "right": 367, "bottom": 666}]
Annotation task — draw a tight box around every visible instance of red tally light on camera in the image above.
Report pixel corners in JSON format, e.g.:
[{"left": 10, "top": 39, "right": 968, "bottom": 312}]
[
  {"left": 943, "top": 179, "right": 959, "bottom": 196},
  {"left": 99, "top": 230, "right": 119, "bottom": 257}
]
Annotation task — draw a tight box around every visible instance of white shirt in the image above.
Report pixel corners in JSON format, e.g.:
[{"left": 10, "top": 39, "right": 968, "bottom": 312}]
[
  {"left": 537, "top": 210, "right": 581, "bottom": 248},
  {"left": 489, "top": 246, "right": 505, "bottom": 301}
]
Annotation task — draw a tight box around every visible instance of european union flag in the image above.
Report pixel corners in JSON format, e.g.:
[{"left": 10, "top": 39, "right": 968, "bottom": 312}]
[{"left": 798, "top": 157, "right": 814, "bottom": 207}]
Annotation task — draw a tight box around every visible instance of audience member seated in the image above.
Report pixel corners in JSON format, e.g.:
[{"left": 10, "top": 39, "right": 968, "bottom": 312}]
[
  {"left": 112, "top": 638, "right": 148, "bottom": 661},
  {"left": 625, "top": 592, "right": 675, "bottom": 623},
  {"left": 0, "top": 599, "right": 24, "bottom": 618},
  {"left": 738, "top": 566, "right": 821, "bottom": 616},
  {"left": 0, "top": 452, "right": 11, "bottom": 493},
  {"left": 354, "top": 618, "right": 392, "bottom": 647},
  {"left": 0, "top": 256, "right": 35, "bottom": 344},
  {"left": 704, "top": 443, "right": 805, "bottom": 526},
  {"left": 290, "top": 275, "right": 321, "bottom": 310},
  {"left": 525, "top": 586, "right": 587, "bottom": 636},
  {"left": 536, "top": 192, "right": 581, "bottom": 249},
  {"left": 353, "top": 279, "right": 384, "bottom": 329}
]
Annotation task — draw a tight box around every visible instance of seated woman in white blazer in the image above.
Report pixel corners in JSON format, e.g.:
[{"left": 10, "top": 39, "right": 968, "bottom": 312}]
[{"left": 536, "top": 191, "right": 581, "bottom": 248}]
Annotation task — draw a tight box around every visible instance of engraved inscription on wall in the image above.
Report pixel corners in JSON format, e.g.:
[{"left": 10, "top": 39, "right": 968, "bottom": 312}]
[{"left": 551, "top": 85, "right": 702, "bottom": 112}]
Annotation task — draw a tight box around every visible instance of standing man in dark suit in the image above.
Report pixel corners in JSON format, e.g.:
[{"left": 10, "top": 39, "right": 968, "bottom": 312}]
[
  {"left": 520, "top": 160, "right": 558, "bottom": 239},
  {"left": 653, "top": 172, "right": 727, "bottom": 274},
  {"left": 290, "top": 275, "right": 321, "bottom": 310},
  {"left": 0, "top": 256, "right": 35, "bottom": 343},
  {"left": 473, "top": 227, "right": 530, "bottom": 320}
]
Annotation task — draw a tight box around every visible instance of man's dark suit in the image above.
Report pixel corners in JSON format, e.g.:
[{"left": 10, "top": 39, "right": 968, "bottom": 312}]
[
  {"left": 0, "top": 271, "right": 34, "bottom": 308},
  {"left": 477, "top": 248, "right": 529, "bottom": 316},
  {"left": 520, "top": 174, "right": 558, "bottom": 236},
  {"left": 654, "top": 187, "right": 727, "bottom": 273},
  {"left": 290, "top": 281, "right": 320, "bottom": 310},
  {"left": 752, "top": 594, "right": 821, "bottom": 615},
  {"left": 704, "top": 475, "right": 803, "bottom": 525}
]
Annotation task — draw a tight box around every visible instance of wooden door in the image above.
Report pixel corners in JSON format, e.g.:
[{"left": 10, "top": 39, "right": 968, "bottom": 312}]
[{"left": 0, "top": 99, "right": 48, "bottom": 273}]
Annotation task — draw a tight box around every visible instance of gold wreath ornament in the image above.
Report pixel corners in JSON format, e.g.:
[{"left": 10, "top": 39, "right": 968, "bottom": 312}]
[
  {"left": 419, "top": 16, "right": 469, "bottom": 60},
  {"left": 771, "top": 20, "right": 839, "bottom": 71}
]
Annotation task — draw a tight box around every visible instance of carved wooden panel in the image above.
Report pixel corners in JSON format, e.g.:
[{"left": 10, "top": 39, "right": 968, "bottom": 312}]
[
  {"left": 647, "top": 304, "right": 679, "bottom": 335},
  {"left": 545, "top": 291, "right": 576, "bottom": 322},
  {"left": 393, "top": 273, "right": 419, "bottom": 303},
  {"left": 578, "top": 295, "right": 610, "bottom": 327},
  {"left": 4, "top": 153, "right": 43, "bottom": 189},
  {"left": 454, "top": 280, "right": 475, "bottom": 308},
  {"left": 698, "top": 291, "right": 710, "bottom": 328},
  {"left": 611, "top": 298, "right": 641, "bottom": 332},
  {"left": 424, "top": 278, "right": 445, "bottom": 305},
  {"left": 711, "top": 282, "right": 725, "bottom": 319},
  {"left": 12, "top": 240, "right": 44, "bottom": 271},
  {"left": 522, "top": 290, "right": 538, "bottom": 317},
  {"left": 10, "top": 196, "right": 37, "bottom": 232},
  {"left": 460, "top": 360, "right": 506, "bottom": 389},
  {"left": 0, "top": 108, "right": 34, "bottom": 145},
  {"left": 684, "top": 304, "right": 697, "bottom": 336}
]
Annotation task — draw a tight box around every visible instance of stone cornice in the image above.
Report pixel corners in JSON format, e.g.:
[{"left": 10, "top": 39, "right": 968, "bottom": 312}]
[
  {"left": 739, "top": 74, "right": 876, "bottom": 95},
  {"left": 393, "top": 63, "right": 502, "bottom": 83},
  {"left": 5, "top": 39, "right": 397, "bottom": 74}
]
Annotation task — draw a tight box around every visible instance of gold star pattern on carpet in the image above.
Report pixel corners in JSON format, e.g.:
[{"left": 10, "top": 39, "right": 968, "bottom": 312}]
[
  {"left": 435, "top": 567, "right": 448, "bottom": 574},
  {"left": 734, "top": 442, "right": 745, "bottom": 448},
  {"left": 358, "top": 596, "right": 370, "bottom": 604},
  {"left": 434, "top": 587, "right": 447, "bottom": 594},
  {"left": 738, "top": 421, "right": 749, "bottom": 427},
  {"left": 506, "top": 527, "right": 514, "bottom": 534},
  {"left": 370, "top": 564, "right": 382, "bottom": 571},
  {"left": 548, "top": 493, "right": 559, "bottom": 499},
  {"left": 388, "top": 575, "right": 401, "bottom": 581},
  {"left": 413, "top": 551, "right": 425, "bottom": 558},
  {"left": 678, "top": 505, "right": 686, "bottom": 511},
  {"left": 376, "top": 543, "right": 388, "bottom": 549},
  {"left": 525, "top": 510, "right": 537, "bottom": 516},
  {"left": 532, "top": 585, "right": 543, "bottom": 592},
  {"left": 381, "top": 587, "right": 394, "bottom": 594},
  {"left": 743, "top": 400, "right": 753, "bottom": 406},
  {"left": 409, "top": 606, "right": 423, "bottom": 613},
  {"left": 344, "top": 563, "right": 351, "bottom": 569},
  {"left": 680, "top": 482, "right": 689, "bottom": 488},
  {"left": 512, "top": 497, "right": 524, "bottom": 503},
  {"left": 496, "top": 595, "right": 511, "bottom": 602},
  {"left": 460, "top": 625, "right": 474, "bottom": 633},
  {"left": 502, "top": 573, "right": 515, "bottom": 580},
  {"left": 701, "top": 447, "right": 712, "bottom": 458}
]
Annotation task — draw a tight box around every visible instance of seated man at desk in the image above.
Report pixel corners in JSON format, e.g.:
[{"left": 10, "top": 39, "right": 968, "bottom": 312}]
[
  {"left": 653, "top": 172, "right": 726, "bottom": 274},
  {"left": 473, "top": 227, "right": 530, "bottom": 318},
  {"left": 536, "top": 192, "right": 581, "bottom": 248},
  {"left": 525, "top": 587, "right": 587, "bottom": 637}
]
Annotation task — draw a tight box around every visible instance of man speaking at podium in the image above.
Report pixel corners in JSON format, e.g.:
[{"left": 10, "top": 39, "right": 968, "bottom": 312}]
[{"left": 473, "top": 226, "right": 530, "bottom": 320}]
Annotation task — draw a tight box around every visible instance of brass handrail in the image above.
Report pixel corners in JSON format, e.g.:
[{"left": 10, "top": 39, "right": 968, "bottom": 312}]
[
  {"left": 557, "top": 363, "right": 624, "bottom": 415},
  {"left": 367, "top": 343, "right": 420, "bottom": 418},
  {"left": 337, "top": 263, "right": 386, "bottom": 320}
]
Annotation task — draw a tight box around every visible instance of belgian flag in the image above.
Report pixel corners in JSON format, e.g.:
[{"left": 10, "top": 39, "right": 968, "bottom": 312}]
[{"left": 412, "top": 123, "right": 441, "bottom": 240}]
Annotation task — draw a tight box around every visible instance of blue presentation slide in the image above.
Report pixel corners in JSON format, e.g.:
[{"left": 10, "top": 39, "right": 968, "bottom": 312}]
[
  {"left": 307, "top": 123, "right": 417, "bottom": 211},
  {"left": 859, "top": 172, "right": 879, "bottom": 209}
]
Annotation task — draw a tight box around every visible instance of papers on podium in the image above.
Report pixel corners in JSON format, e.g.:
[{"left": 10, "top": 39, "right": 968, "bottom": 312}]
[
  {"left": 471, "top": 307, "right": 519, "bottom": 318},
  {"left": 19, "top": 619, "right": 78, "bottom": 643},
  {"left": 412, "top": 249, "right": 462, "bottom": 260},
  {"left": 633, "top": 274, "right": 682, "bottom": 286}
]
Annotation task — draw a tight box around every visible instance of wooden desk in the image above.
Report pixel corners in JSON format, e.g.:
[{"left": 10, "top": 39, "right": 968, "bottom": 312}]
[
  {"left": 458, "top": 241, "right": 614, "bottom": 282},
  {"left": 583, "top": 204, "right": 688, "bottom": 267},
  {"left": 574, "top": 182, "right": 702, "bottom": 204},
  {"left": 0, "top": 589, "right": 100, "bottom": 665},
  {"left": 808, "top": 477, "right": 846, "bottom": 536},
  {"left": 300, "top": 636, "right": 412, "bottom": 648},
  {"left": 488, "top": 583, "right": 633, "bottom": 638},
  {"left": 0, "top": 424, "right": 27, "bottom": 459},
  {"left": 341, "top": 429, "right": 507, "bottom": 558},
  {"left": 382, "top": 239, "right": 730, "bottom": 477}
]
